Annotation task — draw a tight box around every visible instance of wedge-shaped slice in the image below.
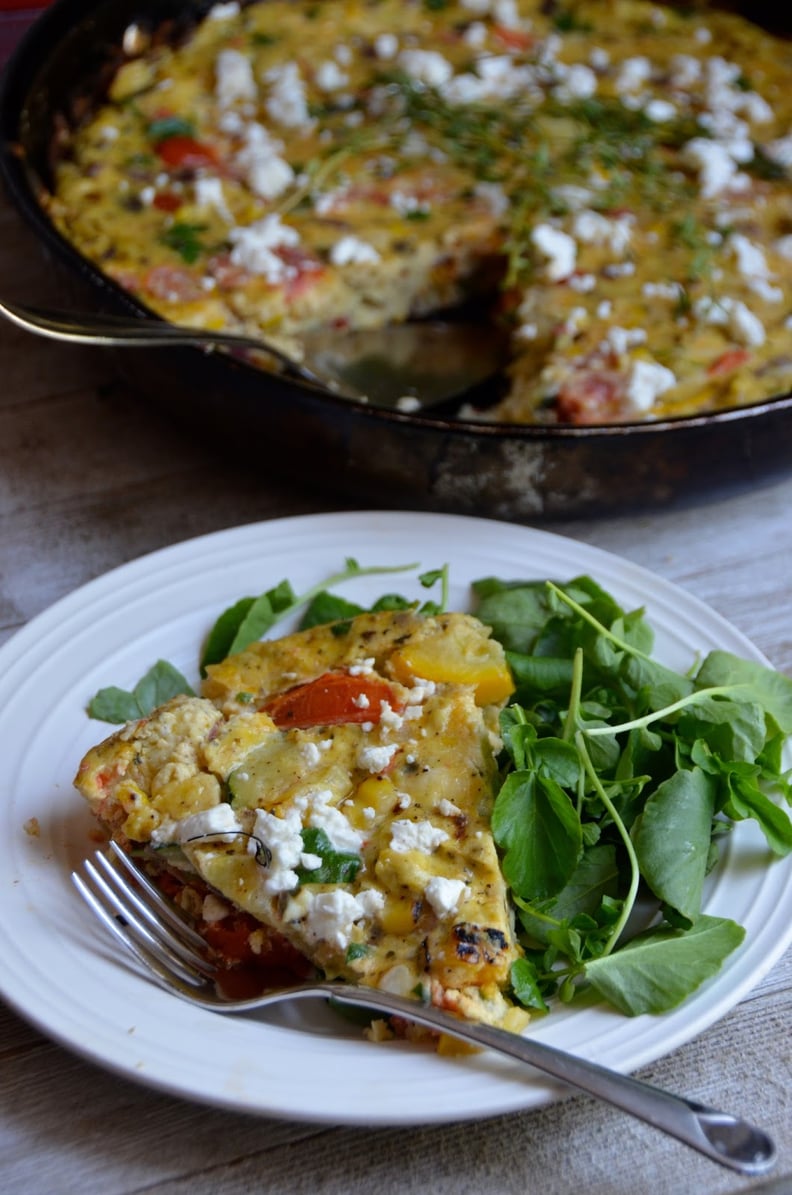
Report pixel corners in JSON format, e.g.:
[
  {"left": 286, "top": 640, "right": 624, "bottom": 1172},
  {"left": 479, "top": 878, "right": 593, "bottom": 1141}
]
[{"left": 75, "top": 609, "right": 523, "bottom": 1028}]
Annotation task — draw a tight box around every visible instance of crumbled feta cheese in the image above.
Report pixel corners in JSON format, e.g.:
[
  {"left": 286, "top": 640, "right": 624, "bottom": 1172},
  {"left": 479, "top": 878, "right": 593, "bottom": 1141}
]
[
  {"left": 379, "top": 701, "right": 404, "bottom": 730},
  {"left": 669, "top": 53, "right": 701, "bottom": 89},
  {"left": 473, "top": 180, "right": 510, "bottom": 218},
  {"left": 404, "top": 678, "right": 436, "bottom": 703},
  {"left": 151, "top": 803, "right": 242, "bottom": 846},
  {"left": 374, "top": 32, "right": 398, "bottom": 60},
  {"left": 424, "top": 876, "right": 468, "bottom": 918},
  {"left": 304, "top": 789, "right": 365, "bottom": 853},
  {"left": 228, "top": 214, "right": 300, "bottom": 282},
  {"left": 572, "top": 209, "right": 633, "bottom": 255},
  {"left": 435, "top": 798, "right": 462, "bottom": 817},
  {"left": 682, "top": 138, "right": 742, "bottom": 198},
  {"left": 604, "top": 261, "right": 636, "bottom": 278},
  {"left": 616, "top": 56, "right": 652, "bottom": 94},
  {"left": 300, "top": 740, "right": 323, "bottom": 767},
  {"left": 765, "top": 135, "right": 792, "bottom": 168},
  {"left": 252, "top": 786, "right": 366, "bottom": 894},
  {"left": 249, "top": 154, "right": 294, "bottom": 200},
  {"left": 299, "top": 852, "right": 322, "bottom": 871},
  {"left": 398, "top": 49, "right": 453, "bottom": 89},
  {"left": 218, "top": 110, "right": 244, "bottom": 135},
  {"left": 730, "top": 234, "right": 783, "bottom": 303},
  {"left": 202, "top": 893, "right": 232, "bottom": 923},
  {"left": 357, "top": 743, "right": 400, "bottom": 773},
  {"left": 562, "top": 306, "right": 588, "bottom": 335},
  {"left": 531, "top": 223, "right": 576, "bottom": 281},
  {"left": 463, "top": 21, "right": 488, "bottom": 49},
  {"left": 624, "top": 359, "right": 676, "bottom": 414},
  {"left": 235, "top": 123, "right": 295, "bottom": 200},
  {"left": 554, "top": 63, "right": 598, "bottom": 102},
  {"left": 605, "top": 325, "right": 648, "bottom": 356},
  {"left": 643, "top": 281, "right": 683, "bottom": 301},
  {"left": 390, "top": 819, "right": 449, "bottom": 855},
  {"left": 492, "top": 0, "right": 521, "bottom": 29},
  {"left": 265, "top": 62, "right": 313, "bottom": 129},
  {"left": 194, "top": 176, "right": 232, "bottom": 221},
  {"left": 330, "top": 235, "right": 381, "bottom": 266},
  {"left": 442, "top": 54, "right": 537, "bottom": 106},
  {"left": 251, "top": 806, "right": 304, "bottom": 893},
  {"left": 644, "top": 98, "right": 676, "bottom": 122},
  {"left": 315, "top": 61, "right": 349, "bottom": 91},
  {"left": 215, "top": 49, "right": 257, "bottom": 108},
  {"left": 390, "top": 190, "right": 430, "bottom": 216},
  {"left": 301, "top": 888, "right": 384, "bottom": 950},
  {"left": 208, "top": 2, "right": 240, "bottom": 19},
  {"left": 348, "top": 658, "right": 375, "bottom": 676},
  {"left": 695, "top": 295, "right": 766, "bottom": 346}
]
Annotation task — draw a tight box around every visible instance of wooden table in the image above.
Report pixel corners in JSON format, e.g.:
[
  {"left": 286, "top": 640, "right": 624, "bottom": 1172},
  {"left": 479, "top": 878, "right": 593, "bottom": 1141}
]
[{"left": 2, "top": 148, "right": 792, "bottom": 1194}]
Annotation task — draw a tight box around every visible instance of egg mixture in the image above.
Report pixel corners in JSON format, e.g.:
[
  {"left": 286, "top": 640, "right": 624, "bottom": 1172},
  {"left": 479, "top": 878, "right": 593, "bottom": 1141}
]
[{"left": 74, "top": 608, "right": 529, "bottom": 1031}]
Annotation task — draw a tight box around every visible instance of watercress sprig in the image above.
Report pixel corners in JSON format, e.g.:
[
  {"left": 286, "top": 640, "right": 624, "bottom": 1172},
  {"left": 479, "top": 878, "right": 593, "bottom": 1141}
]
[{"left": 477, "top": 574, "right": 792, "bottom": 1016}]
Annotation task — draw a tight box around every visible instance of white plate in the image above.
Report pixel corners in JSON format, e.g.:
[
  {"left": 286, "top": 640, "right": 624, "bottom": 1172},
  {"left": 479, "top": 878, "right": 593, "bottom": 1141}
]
[{"left": 2, "top": 511, "right": 791, "bottom": 1125}]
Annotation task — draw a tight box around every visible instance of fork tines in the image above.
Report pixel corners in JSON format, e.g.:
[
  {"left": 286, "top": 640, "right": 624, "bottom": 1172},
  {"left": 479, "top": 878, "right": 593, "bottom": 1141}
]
[{"left": 72, "top": 843, "right": 218, "bottom": 998}]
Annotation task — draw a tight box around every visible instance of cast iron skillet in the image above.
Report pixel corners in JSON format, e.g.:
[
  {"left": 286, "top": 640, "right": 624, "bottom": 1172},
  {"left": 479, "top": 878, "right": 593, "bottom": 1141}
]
[{"left": 1, "top": 0, "right": 791, "bottom": 520}]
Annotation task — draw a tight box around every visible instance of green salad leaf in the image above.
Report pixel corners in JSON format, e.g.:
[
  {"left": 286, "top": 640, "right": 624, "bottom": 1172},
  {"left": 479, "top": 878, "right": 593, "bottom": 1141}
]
[
  {"left": 474, "top": 574, "right": 792, "bottom": 1016},
  {"left": 88, "top": 660, "right": 194, "bottom": 723},
  {"left": 585, "top": 916, "right": 746, "bottom": 1015}
]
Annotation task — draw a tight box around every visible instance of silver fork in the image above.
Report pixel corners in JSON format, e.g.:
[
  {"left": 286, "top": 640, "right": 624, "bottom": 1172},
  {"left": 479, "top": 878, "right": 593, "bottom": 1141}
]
[{"left": 72, "top": 842, "right": 776, "bottom": 1176}]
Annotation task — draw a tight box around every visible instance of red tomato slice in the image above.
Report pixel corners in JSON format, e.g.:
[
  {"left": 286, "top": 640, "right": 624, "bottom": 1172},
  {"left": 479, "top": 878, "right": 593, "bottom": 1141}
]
[
  {"left": 707, "top": 348, "right": 751, "bottom": 377},
  {"left": 152, "top": 191, "right": 183, "bottom": 212},
  {"left": 262, "top": 671, "right": 404, "bottom": 729},
  {"left": 156, "top": 135, "right": 220, "bottom": 170},
  {"left": 555, "top": 369, "right": 625, "bottom": 425},
  {"left": 143, "top": 264, "right": 205, "bottom": 303},
  {"left": 492, "top": 25, "right": 534, "bottom": 50}
]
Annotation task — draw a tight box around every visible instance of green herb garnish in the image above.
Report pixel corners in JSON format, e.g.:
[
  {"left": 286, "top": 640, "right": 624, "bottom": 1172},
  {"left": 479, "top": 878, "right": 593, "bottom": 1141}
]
[
  {"left": 159, "top": 222, "right": 207, "bottom": 264},
  {"left": 296, "top": 827, "right": 362, "bottom": 885},
  {"left": 147, "top": 116, "right": 195, "bottom": 143}
]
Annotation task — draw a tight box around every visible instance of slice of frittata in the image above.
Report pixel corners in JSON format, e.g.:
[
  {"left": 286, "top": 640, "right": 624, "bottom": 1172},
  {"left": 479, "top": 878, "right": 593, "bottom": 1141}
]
[{"left": 74, "top": 609, "right": 526, "bottom": 1030}]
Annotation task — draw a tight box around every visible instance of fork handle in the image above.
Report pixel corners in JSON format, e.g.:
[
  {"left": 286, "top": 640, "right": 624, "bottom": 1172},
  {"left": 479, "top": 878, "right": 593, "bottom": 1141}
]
[{"left": 316, "top": 984, "right": 774, "bottom": 1176}]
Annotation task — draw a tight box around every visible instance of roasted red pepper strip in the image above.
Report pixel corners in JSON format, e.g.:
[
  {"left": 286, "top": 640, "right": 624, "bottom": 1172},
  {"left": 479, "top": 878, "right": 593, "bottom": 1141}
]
[
  {"left": 262, "top": 671, "right": 404, "bottom": 729},
  {"left": 156, "top": 135, "right": 220, "bottom": 170}
]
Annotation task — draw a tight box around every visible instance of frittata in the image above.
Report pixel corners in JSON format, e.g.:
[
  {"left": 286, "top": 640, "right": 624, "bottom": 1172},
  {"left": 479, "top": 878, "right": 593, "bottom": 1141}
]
[
  {"left": 48, "top": 0, "right": 792, "bottom": 424},
  {"left": 74, "top": 608, "right": 529, "bottom": 1031}
]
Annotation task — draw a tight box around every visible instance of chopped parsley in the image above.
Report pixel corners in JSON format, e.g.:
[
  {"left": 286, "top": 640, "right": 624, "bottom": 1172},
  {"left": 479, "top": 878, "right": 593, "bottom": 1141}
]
[{"left": 159, "top": 221, "right": 208, "bottom": 264}]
